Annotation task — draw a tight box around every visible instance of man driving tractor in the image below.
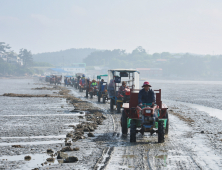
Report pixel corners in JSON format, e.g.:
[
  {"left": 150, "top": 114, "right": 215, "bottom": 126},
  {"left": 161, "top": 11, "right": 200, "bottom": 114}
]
[
  {"left": 138, "top": 81, "right": 155, "bottom": 107},
  {"left": 91, "top": 79, "right": 97, "bottom": 88},
  {"left": 118, "top": 81, "right": 130, "bottom": 97}
]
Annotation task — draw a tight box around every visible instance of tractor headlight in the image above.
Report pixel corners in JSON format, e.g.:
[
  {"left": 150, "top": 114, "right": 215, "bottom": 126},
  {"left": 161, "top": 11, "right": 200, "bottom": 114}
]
[{"left": 145, "top": 110, "right": 151, "bottom": 113}]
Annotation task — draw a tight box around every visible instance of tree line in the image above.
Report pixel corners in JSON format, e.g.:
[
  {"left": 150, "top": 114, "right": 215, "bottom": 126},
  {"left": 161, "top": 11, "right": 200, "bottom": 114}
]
[
  {"left": 0, "top": 42, "right": 44, "bottom": 76},
  {"left": 83, "top": 46, "right": 222, "bottom": 80}
]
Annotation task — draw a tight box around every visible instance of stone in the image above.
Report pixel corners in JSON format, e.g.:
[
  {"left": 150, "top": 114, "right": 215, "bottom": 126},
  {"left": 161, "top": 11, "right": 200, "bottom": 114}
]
[
  {"left": 64, "top": 156, "right": 78, "bottom": 163},
  {"left": 46, "top": 158, "right": 55, "bottom": 162},
  {"left": 73, "top": 147, "right": 79, "bottom": 151},
  {"left": 24, "top": 155, "right": 31, "bottom": 160},
  {"left": 88, "top": 132, "right": 95, "bottom": 137},
  {"left": 57, "top": 151, "right": 68, "bottom": 159},
  {"left": 47, "top": 149, "right": 54, "bottom": 153}
]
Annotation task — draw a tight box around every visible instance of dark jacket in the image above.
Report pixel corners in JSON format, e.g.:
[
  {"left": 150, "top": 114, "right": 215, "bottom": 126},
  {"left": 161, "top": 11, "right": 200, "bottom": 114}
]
[{"left": 138, "top": 88, "right": 155, "bottom": 104}]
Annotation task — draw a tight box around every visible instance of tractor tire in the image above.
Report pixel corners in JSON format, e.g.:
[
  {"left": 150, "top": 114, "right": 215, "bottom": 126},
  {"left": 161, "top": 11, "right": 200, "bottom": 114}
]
[
  {"left": 158, "top": 120, "right": 165, "bottom": 143},
  {"left": 121, "top": 110, "right": 128, "bottom": 135},
  {"left": 86, "top": 89, "right": 88, "bottom": 98},
  {"left": 164, "top": 111, "right": 169, "bottom": 135},
  {"left": 117, "top": 102, "right": 121, "bottom": 113},
  {"left": 110, "top": 99, "right": 114, "bottom": 110},
  {"left": 98, "top": 93, "right": 101, "bottom": 102},
  {"left": 130, "top": 119, "right": 136, "bottom": 142},
  {"left": 103, "top": 96, "right": 105, "bottom": 103}
]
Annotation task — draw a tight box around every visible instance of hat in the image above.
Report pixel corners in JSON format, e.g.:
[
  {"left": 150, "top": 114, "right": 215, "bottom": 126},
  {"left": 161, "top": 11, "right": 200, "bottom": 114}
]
[{"left": 142, "top": 81, "right": 151, "bottom": 87}]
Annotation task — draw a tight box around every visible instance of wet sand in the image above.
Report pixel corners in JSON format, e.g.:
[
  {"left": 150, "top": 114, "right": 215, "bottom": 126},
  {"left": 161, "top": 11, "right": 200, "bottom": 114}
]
[{"left": 0, "top": 79, "right": 222, "bottom": 169}]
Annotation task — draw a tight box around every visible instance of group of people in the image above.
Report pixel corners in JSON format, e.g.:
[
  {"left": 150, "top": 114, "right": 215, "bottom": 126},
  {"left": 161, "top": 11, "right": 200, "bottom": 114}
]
[{"left": 108, "top": 80, "right": 155, "bottom": 106}]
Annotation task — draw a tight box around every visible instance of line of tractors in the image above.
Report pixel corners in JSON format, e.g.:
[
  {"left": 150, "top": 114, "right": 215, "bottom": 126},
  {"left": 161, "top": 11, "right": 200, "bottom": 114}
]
[{"left": 44, "top": 69, "right": 169, "bottom": 143}]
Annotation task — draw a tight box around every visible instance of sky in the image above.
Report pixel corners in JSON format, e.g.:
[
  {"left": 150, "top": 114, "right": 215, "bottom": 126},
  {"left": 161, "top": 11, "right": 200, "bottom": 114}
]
[{"left": 1, "top": 0, "right": 222, "bottom": 55}]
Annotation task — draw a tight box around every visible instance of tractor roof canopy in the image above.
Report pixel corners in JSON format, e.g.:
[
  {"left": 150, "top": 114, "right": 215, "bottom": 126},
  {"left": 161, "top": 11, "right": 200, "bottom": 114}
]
[
  {"left": 107, "top": 69, "right": 140, "bottom": 98},
  {"left": 108, "top": 69, "right": 140, "bottom": 74},
  {"left": 97, "top": 74, "right": 108, "bottom": 79}
]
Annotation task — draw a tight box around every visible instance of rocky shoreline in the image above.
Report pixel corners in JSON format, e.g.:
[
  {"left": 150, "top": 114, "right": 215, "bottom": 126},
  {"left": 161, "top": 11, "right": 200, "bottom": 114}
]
[{"left": 0, "top": 81, "right": 109, "bottom": 170}]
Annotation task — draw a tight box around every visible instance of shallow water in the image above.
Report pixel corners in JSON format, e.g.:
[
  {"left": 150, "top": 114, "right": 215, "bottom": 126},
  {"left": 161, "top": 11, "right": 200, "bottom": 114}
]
[
  {"left": 165, "top": 99, "right": 222, "bottom": 120},
  {"left": 0, "top": 153, "right": 59, "bottom": 170}
]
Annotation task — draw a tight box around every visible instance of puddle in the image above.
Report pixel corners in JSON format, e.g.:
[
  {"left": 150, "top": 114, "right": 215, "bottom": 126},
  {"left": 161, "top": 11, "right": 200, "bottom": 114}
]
[
  {"left": 164, "top": 99, "right": 222, "bottom": 120},
  {"left": 0, "top": 135, "right": 66, "bottom": 139},
  {"left": 0, "top": 140, "right": 64, "bottom": 146},
  {"left": 0, "top": 153, "right": 59, "bottom": 170}
]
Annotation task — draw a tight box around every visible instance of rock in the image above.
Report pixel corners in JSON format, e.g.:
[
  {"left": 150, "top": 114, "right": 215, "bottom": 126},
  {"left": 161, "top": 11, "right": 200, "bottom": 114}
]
[
  {"left": 64, "top": 156, "right": 78, "bottom": 163},
  {"left": 47, "top": 149, "right": 54, "bottom": 153},
  {"left": 88, "top": 125, "right": 94, "bottom": 132},
  {"left": 83, "top": 127, "right": 89, "bottom": 132},
  {"left": 78, "top": 116, "right": 84, "bottom": 119},
  {"left": 24, "top": 155, "right": 31, "bottom": 160},
  {"left": 60, "top": 146, "right": 73, "bottom": 152},
  {"left": 201, "top": 131, "right": 204, "bottom": 134},
  {"left": 80, "top": 111, "right": 84, "bottom": 114},
  {"left": 76, "top": 124, "right": 83, "bottom": 128},
  {"left": 46, "top": 158, "right": 55, "bottom": 162},
  {"left": 12, "top": 145, "right": 23, "bottom": 148},
  {"left": 65, "top": 142, "right": 72, "bottom": 146},
  {"left": 73, "top": 147, "right": 79, "bottom": 151},
  {"left": 66, "top": 133, "right": 73, "bottom": 138},
  {"left": 32, "top": 168, "right": 39, "bottom": 170},
  {"left": 68, "top": 125, "right": 76, "bottom": 128},
  {"left": 88, "top": 132, "right": 95, "bottom": 137},
  {"left": 102, "top": 115, "right": 107, "bottom": 119},
  {"left": 57, "top": 151, "right": 68, "bottom": 159},
  {"left": 96, "top": 120, "right": 102, "bottom": 125}
]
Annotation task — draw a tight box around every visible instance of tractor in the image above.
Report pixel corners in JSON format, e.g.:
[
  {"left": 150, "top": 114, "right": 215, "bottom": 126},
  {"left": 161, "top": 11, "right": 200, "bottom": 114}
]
[
  {"left": 79, "top": 75, "right": 87, "bottom": 92},
  {"left": 96, "top": 74, "right": 108, "bottom": 103},
  {"left": 88, "top": 79, "right": 100, "bottom": 99},
  {"left": 107, "top": 69, "right": 140, "bottom": 113},
  {"left": 121, "top": 89, "right": 169, "bottom": 143},
  {"left": 74, "top": 73, "right": 84, "bottom": 89}
]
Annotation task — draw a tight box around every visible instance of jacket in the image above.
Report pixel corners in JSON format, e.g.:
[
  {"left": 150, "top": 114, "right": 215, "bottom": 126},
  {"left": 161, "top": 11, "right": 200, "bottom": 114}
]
[{"left": 138, "top": 88, "right": 155, "bottom": 104}]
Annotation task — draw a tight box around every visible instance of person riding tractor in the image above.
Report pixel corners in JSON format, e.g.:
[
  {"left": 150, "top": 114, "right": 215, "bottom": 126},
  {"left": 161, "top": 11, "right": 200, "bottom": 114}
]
[
  {"left": 79, "top": 75, "right": 86, "bottom": 92},
  {"left": 89, "top": 79, "right": 98, "bottom": 98},
  {"left": 116, "top": 81, "right": 130, "bottom": 112},
  {"left": 138, "top": 81, "right": 155, "bottom": 108}
]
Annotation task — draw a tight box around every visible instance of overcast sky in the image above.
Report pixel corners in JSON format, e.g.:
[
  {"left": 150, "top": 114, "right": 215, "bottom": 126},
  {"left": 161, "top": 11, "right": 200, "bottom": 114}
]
[{"left": 1, "top": 0, "right": 222, "bottom": 55}]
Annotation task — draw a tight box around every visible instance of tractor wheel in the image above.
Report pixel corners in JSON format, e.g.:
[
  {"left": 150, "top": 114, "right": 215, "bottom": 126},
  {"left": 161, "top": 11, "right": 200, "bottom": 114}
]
[
  {"left": 130, "top": 119, "right": 136, "bottom": 142},
  {"left": 98, "top": 93, "right": 101, "bottom": 102},
  {"left": 158, "top": 120, "right": 165, "bottom": 143},
  {"left": 103, "top": 96, "right": 106, "bottom": 103},
  {"left": 121, "top": 110, "right": 128, "bottom": 135},
  {"left": 164, "top": 111, "right": 169, "bottom": 135},
  {"left": 86, "top": 89, "right": 88, "bottom": 98},
  {"left": 117, "top": 102, "right": 121, "bottom": 113},
  {"left": 110, "top": 99, "right": 114, "bottom": 110}
]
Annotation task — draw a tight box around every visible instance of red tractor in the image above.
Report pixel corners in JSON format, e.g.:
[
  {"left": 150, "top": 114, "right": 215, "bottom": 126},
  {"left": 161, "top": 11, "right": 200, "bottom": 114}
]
[{"left": 121, "top": 89, "right": 168, "bottom": 143}]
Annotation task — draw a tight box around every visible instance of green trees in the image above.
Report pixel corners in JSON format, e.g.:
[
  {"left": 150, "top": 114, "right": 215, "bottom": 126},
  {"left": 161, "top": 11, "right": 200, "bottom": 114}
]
[
  {"left": 18, "top": 49, "right": 33, "bottom": 67},
  {"left": 0, "top": 42, "right": 42, "bottom": 76},
  {"left": 0, "top": 42, "right": 11, "bottom": 53}
]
